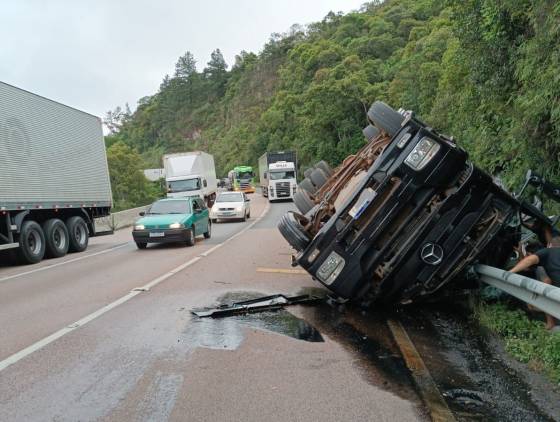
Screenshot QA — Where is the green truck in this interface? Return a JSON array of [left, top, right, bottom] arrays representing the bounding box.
[[228, 166, 256, 193]]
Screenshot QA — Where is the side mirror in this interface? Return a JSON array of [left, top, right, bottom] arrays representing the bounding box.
[[246, 198, 250, 202], [139, 211, 145, 216]]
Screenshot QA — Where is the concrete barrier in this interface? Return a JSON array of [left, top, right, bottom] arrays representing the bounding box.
[[95, 205, 149, 232]]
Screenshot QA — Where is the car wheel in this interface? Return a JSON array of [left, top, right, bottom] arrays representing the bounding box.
[[310, 168, 329, 189], [314, 160, 333, 176], [16, 220, 46, 264], [186, 227, 195, 246], [204, 221, 211, 239], [299, 177, 317, 194], [293, 189, 315, 214], [43, 218, 69, 258], [136, 242, 147, 249], [362, 124, 380, 141], [278, 212, 310, 252], [66, 216, 89, 253], [367, 101, 404, 137], [211, 218, 217, 223]]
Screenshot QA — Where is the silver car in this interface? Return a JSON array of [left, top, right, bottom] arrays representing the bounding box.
[[210, 192, 251, 222]]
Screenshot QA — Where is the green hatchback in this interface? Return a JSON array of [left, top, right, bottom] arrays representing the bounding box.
[[132, 197, 211, 249]]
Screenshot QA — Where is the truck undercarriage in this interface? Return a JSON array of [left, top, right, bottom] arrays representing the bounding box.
[[279, 102, 550, 305]]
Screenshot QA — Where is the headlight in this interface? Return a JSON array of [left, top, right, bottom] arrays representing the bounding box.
[[134, 224, 145, 230], [316, 251, 345, 285], [404, 137, 440, 170], [235, 205, 243, 212], [169, 222, 184, 229]]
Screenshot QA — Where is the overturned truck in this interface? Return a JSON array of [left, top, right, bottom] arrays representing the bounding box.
[[279, 102, 553, 306]]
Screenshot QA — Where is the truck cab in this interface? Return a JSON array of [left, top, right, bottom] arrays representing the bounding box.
[[167, 175, 207, 199], [266, 161, 297, 201], [230, 166, 256, 194]]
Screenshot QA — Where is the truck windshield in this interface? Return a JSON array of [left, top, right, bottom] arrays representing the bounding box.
[[270, 171, 295, 180], [168, 178, 200, 193], [148, 200, 191, 215], [216, 193, 244, 203], [237, 171, 253, 179]]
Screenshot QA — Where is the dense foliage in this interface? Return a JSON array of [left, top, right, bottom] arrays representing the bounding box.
[[105, 0, 560, 208]]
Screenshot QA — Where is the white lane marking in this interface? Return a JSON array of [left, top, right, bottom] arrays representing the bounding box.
[[0, 201, 271, 373], [0, 243, 131, 284]]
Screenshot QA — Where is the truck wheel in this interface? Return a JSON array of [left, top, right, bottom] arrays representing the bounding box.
[[314, 160, 333, 176], [362, 124, 380, 141], [204, 221, 212, 239], [310, 168, 329, 189], [304, 168, 313, 178], [66, 216, 89, 253], [136, 242, 147, 249], [186, 227, 195, 246], [299, 178, 317, 194], [278, 212, 310, 252], [16, 220, 46, 264], [294, 190, 314, 214], [43, 218, 69, 258], [367, 101, 404, 137]]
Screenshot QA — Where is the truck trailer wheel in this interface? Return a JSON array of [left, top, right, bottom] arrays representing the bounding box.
[[278, 212, 310, 252], [310, 168, 329, 189], [362, 124, 380, 141], [294, 190, 315, 214], [299, 178, 317, 194], [43, 218, 69, 258], [314, 160, 333, 176], [367, 101, 404, 137], [17, 220, 46, 264], [66, 216, 89, 253]]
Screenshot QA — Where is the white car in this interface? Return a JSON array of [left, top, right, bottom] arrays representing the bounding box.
[[210, 192, 251, 222]]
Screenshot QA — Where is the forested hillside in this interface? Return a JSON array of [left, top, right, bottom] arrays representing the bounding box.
[[105, 0, 560, 209]]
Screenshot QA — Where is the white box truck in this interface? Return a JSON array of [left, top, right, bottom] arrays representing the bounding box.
[[258, 151, 297, 201], [163, 151, 217, 206], [0, 81, 112, 264]]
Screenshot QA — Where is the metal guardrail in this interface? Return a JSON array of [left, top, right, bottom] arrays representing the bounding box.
[[475, 264, 560, 319]]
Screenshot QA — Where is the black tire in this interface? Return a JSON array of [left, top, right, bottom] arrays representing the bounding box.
[[362, 124, 380, 141], [299, 177, 317, 194], [304, 168, 313, 179], [204, 221, 212, 239], [367, 101, 404, 137], [293, 189, 314, 214], [314, 160, 333, 176], [186, 227, 195, 246], [66, 216, 89, 253], [43, 218, 69, 258], [247, 211, 251, 218], [242, 212, 247, 222], [211, 218, 217, 223], [278, 212, 311, 252], [16, 220, 46, 264], [136, 242, 147, 249], [310, 168, 329, 189]]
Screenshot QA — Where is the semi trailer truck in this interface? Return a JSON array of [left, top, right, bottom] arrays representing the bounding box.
[[258, 151, 297, 201], [0, 81, 112, 264], [163, 151, 217, 206]]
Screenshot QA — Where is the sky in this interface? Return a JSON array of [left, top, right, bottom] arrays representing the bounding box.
[[0, 0, 365, 118]]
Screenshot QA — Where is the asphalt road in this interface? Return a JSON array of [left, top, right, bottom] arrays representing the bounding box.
[[0, 194, 426, 422]]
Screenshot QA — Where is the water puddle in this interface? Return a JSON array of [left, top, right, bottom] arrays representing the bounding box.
[[183, 291, 323, 350]]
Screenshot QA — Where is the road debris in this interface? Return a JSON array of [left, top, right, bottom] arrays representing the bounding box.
[[191, 294, 321, 318]]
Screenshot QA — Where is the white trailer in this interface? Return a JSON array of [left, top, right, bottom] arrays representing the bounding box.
[[163, 151, 217, 206], [0, 81, 112, 264], [258, 151, 297, 201]]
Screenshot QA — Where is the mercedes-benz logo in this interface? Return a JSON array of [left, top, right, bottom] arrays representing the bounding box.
[[420, 243, 444, 265]]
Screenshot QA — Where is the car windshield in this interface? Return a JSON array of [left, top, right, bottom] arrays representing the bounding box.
[[168, 178, 200, 193], [148, 200, 191, 214], [237, 171, 253, 179], [216, 193, 243, 203], [270, 171, 295, 180]]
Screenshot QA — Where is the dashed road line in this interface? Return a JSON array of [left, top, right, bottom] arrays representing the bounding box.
[[0, 242, 131, 284], [0, 202, 270, 373]]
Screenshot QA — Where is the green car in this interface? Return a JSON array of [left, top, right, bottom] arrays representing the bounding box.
[[132, 197, 211, 249]]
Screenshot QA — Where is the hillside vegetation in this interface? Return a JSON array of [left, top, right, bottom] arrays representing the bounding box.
[[105, 0, 560, 209]]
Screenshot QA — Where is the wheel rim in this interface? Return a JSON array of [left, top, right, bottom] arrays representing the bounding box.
[[27, 230, 42, 255], [74, 224, 86, 245], [53, 226, 67, 250]]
